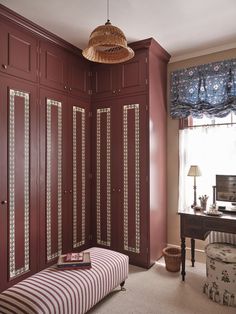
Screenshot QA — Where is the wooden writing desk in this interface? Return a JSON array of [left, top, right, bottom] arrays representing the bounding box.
[[179, 208, 236, 281]]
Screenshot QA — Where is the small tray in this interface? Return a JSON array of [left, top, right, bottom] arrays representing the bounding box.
[[203, 211, 223, 216]]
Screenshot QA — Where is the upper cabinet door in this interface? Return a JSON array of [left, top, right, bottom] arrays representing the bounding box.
[[118, 49, 148, 96], [0, 21, 37, 82], [91, 64, 118, 99], [0, 76, 38, 292], [91, 50, 148, 100], [40, 40, 68, 92], [67, 53, 89, 99]]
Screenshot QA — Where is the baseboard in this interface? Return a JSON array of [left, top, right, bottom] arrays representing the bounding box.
[[166, 243, 206, 264]]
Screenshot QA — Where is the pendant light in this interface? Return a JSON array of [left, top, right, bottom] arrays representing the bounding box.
[[82, 0, 134, 64]]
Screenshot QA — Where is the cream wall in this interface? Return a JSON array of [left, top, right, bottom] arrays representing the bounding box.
[[167, 48, 236, 262]]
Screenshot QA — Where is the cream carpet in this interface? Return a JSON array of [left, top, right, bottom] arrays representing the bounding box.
[[88, 258, 235, 314]]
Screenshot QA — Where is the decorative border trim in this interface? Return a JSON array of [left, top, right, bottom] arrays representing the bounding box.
[[46, 99, 62, 262], [73, 106, 86, 248], [9, 89, 30, 279], [96, 108, 111, 247], [123, 104, 140, 254]]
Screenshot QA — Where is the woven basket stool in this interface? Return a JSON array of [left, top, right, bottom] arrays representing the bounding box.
[[203, 243, 236, 307]]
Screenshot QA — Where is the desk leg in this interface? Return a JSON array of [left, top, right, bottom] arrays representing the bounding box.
[[191, 238, 195, 267], [181, 237, 186, 281]]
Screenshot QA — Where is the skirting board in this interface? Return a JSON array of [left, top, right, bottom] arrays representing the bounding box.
[[166, 243, 206, 264]]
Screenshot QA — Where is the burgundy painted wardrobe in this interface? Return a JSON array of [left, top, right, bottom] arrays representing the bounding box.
[[0, 4, 170, 292]]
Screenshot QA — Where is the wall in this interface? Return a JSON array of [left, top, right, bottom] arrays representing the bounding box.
[[167, 48, 236, 262]]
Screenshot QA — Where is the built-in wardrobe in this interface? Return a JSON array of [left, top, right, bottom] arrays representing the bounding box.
[[0, 3, 170, 292]]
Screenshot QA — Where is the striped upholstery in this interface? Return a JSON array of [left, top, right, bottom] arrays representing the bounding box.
[[0, 247, 129, 314], [209, 231, 236, 245]]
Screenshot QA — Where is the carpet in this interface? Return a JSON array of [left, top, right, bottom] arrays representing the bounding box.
[[88, 258, 235, 314]]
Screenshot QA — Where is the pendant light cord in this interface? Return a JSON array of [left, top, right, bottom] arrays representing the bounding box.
[[106, 0, 110, 24]]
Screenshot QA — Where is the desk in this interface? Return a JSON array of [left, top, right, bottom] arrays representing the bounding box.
[[179, 209, 236, 281]]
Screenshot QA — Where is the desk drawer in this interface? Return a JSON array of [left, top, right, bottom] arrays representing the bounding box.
[[181, 216, 204, 238]]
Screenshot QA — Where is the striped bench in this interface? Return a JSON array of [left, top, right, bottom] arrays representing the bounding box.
[[0, 247, 129, 314]]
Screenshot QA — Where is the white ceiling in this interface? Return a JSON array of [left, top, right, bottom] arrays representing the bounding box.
[[1, 0, 236, 62]]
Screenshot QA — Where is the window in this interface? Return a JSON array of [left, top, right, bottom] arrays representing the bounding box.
[[189, 112, 236, 126], [178, 113, 236, 211]]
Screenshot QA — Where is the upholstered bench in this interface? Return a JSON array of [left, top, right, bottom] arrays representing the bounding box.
[[203, 242, 236, 307], [0, 247, 129, 314]]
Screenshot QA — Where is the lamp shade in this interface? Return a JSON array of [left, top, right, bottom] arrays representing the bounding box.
[[82, 20, 134, 64], [187, 165, 201, 177]]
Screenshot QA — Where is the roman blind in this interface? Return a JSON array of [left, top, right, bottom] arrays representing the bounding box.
[[170, 58, 236, 119]]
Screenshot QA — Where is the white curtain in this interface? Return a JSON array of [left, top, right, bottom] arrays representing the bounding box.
[[178, 124, 236, 211]]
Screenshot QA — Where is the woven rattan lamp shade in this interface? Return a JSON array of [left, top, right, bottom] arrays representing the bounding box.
[[82, 20, 134, 64]]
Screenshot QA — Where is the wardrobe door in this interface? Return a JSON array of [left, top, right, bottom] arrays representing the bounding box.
[[117, 95, 149, 267], [0, 76, 38, 292], [39, 88, 67, 269], [64, 97, 91, 252], [92, 102, 119, 250]]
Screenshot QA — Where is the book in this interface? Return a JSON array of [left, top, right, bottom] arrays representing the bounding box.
[[56, 265, 91, 271], [57, 252, 91, 269], [64, 252, 83, 262]]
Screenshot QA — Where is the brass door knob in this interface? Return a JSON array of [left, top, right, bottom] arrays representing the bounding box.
[[1, 200, 7, 204], [2, 64, 7, 69]]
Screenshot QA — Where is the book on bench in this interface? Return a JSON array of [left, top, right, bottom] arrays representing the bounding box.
[[65, 252, 83, 262], [57, 252, 91, 269]]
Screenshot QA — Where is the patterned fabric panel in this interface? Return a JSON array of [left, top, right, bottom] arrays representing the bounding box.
[[170, 58, 236, 118], [0, 248, 129, 314]]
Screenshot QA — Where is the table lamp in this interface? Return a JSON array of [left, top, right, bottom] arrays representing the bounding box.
[[187, 165, 201, 208]]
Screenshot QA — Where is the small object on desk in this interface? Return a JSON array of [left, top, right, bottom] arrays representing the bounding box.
[[193, 205, 202, 211], [203, 210, 223, 216], [218, 206, 226, 210], [199, 195, 209, 211]]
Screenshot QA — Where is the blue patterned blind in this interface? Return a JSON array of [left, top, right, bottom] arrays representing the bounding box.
[[170, 59, 236, 118]]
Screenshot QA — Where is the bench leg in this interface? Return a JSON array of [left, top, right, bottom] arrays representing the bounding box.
[[120, 281, 126, 291]]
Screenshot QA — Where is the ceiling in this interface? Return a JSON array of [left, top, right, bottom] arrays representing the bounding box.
[[1, 0, 236, 62]]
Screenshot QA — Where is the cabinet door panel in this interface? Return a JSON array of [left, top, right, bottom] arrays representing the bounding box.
[[0, 21, 37, 82], [118, 96, 148, 267], [119, 50, 147, 96], [92, 104, 114, 248], [68, 54, 89, 99], [91, 64, 115, 98], [66, 97, 90, 252], [39, 89, 66, 269], [0, 76, 38, 292], [92, 96, 148, 266], [91, 50, 147, 99], [40, 41, 67, 92]]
